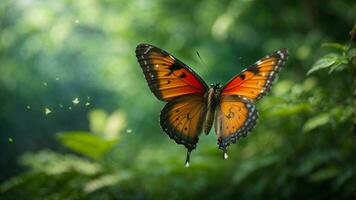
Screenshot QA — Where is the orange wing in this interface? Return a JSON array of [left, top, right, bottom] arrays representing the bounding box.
[[160, 94, 207, 151], [221, 49, 288, 100], [136, 44, 208, 101], [215, 95, 258, 151]]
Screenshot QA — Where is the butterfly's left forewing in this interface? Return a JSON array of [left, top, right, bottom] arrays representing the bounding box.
[[136, 44, 208, 102]]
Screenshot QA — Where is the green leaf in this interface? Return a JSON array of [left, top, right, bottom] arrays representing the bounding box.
[[89, 110, 108, 135], [321, 43, 348, 51], [309, 167, 340, 182], [328, 55, 349, 74], [302, 113, 330, 132], [307, 53, 338, 75], [56, 131, 118, 160]]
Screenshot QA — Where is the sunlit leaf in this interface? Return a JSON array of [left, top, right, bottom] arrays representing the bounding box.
[[89, 110, 108, 134], [307, 53, 338, 75], [321, 43, 348, 51], [56, 131, 118, 160], [302, 113, 330, 132], [104, 111, 126, 139]]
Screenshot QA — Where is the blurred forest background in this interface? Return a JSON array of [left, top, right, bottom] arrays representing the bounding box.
[[0, 0, 355, 199]]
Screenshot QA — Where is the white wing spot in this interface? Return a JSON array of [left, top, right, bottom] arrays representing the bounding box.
[[144, 46, 153, 54], [278, 51, 284, 59]]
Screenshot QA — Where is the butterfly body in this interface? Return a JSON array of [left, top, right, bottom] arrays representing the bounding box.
[[135, 43, 288, 165], [203, 83, 222, 135]]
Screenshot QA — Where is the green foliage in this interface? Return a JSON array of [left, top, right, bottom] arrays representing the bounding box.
[[56, 109, 124, 160], [1, 0, 355, 199], [307, 43, 352, 75], [57, 131, 118, 160]]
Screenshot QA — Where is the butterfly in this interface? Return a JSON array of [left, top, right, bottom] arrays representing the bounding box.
[[135, 43, 288, 166]]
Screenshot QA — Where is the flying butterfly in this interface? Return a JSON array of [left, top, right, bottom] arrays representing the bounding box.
[[135, 43, 288, 166]]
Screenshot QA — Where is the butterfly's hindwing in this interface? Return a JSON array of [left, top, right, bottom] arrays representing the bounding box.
[[160, 94, 207, 151], [215, 95, 258, 149]]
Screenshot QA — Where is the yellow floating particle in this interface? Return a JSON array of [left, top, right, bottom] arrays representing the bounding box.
[[72, 97, 80, 104], [45, 107, 52, 115]]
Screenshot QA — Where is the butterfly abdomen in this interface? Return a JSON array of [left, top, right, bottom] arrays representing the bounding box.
[[203, 87, 220, 134]]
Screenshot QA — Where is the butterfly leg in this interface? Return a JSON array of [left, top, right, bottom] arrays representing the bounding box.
[[223, 147, 228, 159], [185, 150, 192, 167]]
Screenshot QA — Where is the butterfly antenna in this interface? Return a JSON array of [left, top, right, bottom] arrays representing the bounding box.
[[185, 150, 192, 167], [196, 51, 206, 67]]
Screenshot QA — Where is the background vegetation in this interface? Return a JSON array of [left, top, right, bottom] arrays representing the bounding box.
[[0, 0, 355, 199]]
